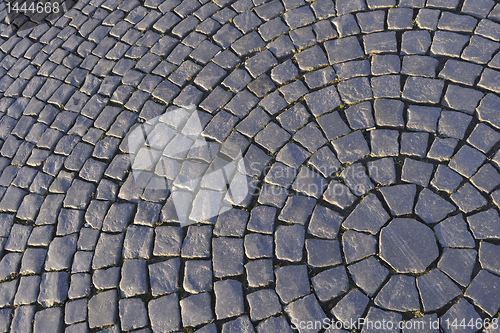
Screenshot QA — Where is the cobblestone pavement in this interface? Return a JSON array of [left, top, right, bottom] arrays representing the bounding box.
[[0, 0, 499, 332]]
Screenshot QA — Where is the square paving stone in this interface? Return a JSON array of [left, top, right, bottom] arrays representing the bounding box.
[[338, 77, 373, 104], [307, 205, 342, 239], [400, 132, 429, 157], [440, 298, 481, 333], [478, 68, 500, 94], [244, 233, 273, 259], [477, 93, 500, 130], [283, 6, 316, 29], [430, 31, 469, 57], [371, 54, 400, 75], [401, 158, 434, 187], [380, 184, 417, 216], [292, 167, 327, 198], [267, 35, 296, 58], [183, 260, 212, 294], [284, 296, 328, 333], [330, 13, 359, 37], [449, 145, 486, 178], [275, 265, 310, 304], [427, 138, 457, 162], [368, 158, 396, 185], [345, 101, 374, 130], [181, 225, 211, 259], [214, 208, 249, 237], [371, 75, 401, 98], [290, 26, 316, 50], [275, 224, 305, 262], [259, 91, 287, 115], [357, 10, 385, 33], [467, 123, 500, 153], [247, 289, 282, 322], [417, 269, 462, 312], [374, 275, 420, 312], [212, 237, 244, 277], [401, 55, 439, 77], [340, 163, 374, 196], [247, 75, 275, 98], [430, 164, 463, 193], [304, 66, 336, 89], [402, 76, 444, 104], [335, 0, 366, 15], [401, 30, 431, 55], [148, 294, 180, 332], [451, 183, 487, 213], [313, 20, 337, 42], [294, 45, 328, 72], [277, 104, 309, 133], [180, 293, 213, 327], [370, 130, 399, 157], [148, 258, 180, 296], [306, 238, 342, 267], [214, 279, 244, 320], [364, 31, 397, 54], [374, 99, 404, 128], [324, 36, 364, 64], [308, 146, 340, 178], [471, 164, 500, 193], [332, 131, 370, 164], [244, 206, 276, 235], [406, 106, 441, 132], [342, 230, 377, 263], [317, 111, 350, 141], [439, 59, 483, 86], [312, 265, 349, 302], [438, 110, 473, 139], [306, 84, 342, 115], [257, 316, 293, 333], [462, 35, 500, 64], [270, 60, 298, 85], [245, 259, 274, 288]]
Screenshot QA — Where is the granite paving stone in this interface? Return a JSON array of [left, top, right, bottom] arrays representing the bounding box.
[[0, 0, 499, 331]]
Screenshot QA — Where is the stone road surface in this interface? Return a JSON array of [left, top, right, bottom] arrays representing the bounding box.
[[0, 0, 499, 332]]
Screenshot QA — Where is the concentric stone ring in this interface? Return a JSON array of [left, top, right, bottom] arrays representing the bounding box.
[[0, 0, 499, 332]]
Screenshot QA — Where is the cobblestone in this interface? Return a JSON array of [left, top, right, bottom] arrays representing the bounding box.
[[0, 1, 497, 330]]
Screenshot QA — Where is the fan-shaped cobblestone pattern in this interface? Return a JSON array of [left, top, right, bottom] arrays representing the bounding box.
[[0, 0, 499, 332]]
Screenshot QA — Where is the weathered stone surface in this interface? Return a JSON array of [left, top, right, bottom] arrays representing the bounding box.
[[465, 270, 500, 316], [417, 269, 461, 311], [375, 275, 420, 311], [214, 279, 244, 320], [379, 218, 439, 273], [285, 294, 326, 333], [343, 194, 390, 234], [348, 256, 389, 297], [148, 294, 180, 332], [332, 289, 369, 323], [312, 266, 349, 302]]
